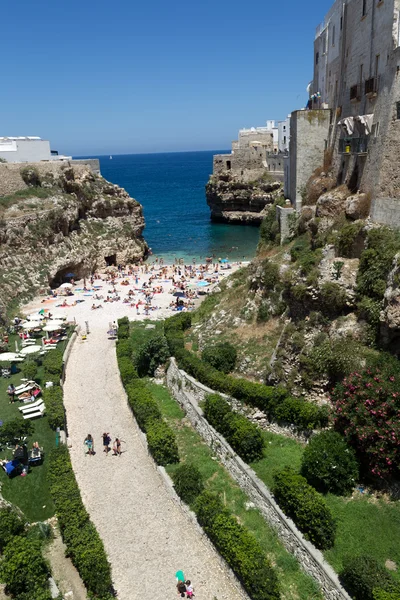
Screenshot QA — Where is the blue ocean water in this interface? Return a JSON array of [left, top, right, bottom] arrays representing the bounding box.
[[81, 151, 260, 263]]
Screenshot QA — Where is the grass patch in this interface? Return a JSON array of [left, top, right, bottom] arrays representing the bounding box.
[[251, 431, 304, 489], [0, 187, 55, 213], [147, 381, 322, 600]]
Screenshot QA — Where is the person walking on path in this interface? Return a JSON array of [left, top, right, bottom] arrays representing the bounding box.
[[102, 432, 111, 455], [113, 437, 123, 456], [84, 434, 94, 456]]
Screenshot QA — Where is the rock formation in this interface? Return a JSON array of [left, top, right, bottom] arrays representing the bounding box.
[[205, 172, 283, 225], [0, 162, 147, 322]]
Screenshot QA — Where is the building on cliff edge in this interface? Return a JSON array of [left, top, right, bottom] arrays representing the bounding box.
[[0, 137, 100, 174], [286, 0, 400, 222], [213, 121, 289, 182]]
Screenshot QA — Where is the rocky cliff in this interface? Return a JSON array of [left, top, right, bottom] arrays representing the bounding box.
[[0, 162, 147, 321], [205, 172, 283, 225]]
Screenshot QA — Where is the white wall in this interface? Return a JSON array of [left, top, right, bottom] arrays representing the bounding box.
[[0, 139, 51, 163]]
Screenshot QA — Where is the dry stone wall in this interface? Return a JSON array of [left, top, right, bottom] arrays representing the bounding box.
[[166, 358, 351, 600]]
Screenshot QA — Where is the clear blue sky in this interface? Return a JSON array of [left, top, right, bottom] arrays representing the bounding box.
[[4, 0, 333, 155]]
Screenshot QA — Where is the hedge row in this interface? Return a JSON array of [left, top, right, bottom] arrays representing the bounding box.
[[204, 394, 264, 462], [273, 467, 336, 550], [194, 491, 280, 600], [117, 316, 129, 339], [42, 386, 64, 430], [116, 321, 179, 466], [42, 348, 63, 385], [164, 314, 329, 430], [48, 446, 114, 599]]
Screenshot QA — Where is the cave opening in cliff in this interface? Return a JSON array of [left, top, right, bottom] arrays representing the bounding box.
[[49, 264, 85, 288], [226, 160, 231, 170], [105, 254, 117, 266]]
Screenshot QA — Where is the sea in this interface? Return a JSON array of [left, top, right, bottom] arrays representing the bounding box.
[[77, 151, 260, 264]]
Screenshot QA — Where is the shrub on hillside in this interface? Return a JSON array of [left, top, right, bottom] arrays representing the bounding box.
[[48, 446, 113, 599], [332, 369, 400, 479], [259, 205, 280, 247], [274, 396, 330, 430], [204, 394, 232, 436], [172, 463, 204, 505], [336, 221, 365, 258], [202, 342, 237, 374], [194, 491, 280, 600], [357, 228, 400, 300], [273, 467, 336, 549], [135, 335, 170, 376], [0, 536, 51, 599], [319, 282, 348, 315], [43, 386, 64, 430], [126, 382, 161, 431], [118, 356, 138, 386], [301, 430, 359, 495], [0, 507, 26, 552], [373, 588, 400, 600], [146, 420, 179, 465], [262, 259, 280, 289], [301, 338, 362, 384], [340, 556, 395, 600]]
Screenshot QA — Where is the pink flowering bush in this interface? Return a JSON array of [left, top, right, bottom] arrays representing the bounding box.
[[332, 370, 400, 479]]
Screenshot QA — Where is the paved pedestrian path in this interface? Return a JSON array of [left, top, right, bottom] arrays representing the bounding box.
[[63, 325, 247, 600]]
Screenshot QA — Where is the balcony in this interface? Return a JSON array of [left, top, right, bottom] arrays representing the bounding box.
[[350, 84, 361, 102], [339, 136, 369, 155], [365, 76, 380, 98]]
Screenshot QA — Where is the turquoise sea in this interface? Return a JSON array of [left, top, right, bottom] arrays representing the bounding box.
[[80, 151, 260, 263]]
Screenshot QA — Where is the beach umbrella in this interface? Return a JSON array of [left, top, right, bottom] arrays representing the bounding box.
[[220, 259, 229, 263], [60, 282, 73, 289], [43, 323, 63, 332], [50, 312, 66, 320], [173, 291, 186, 298], [0, 352, 21, 362], [19, 345, 42, 355], [21, 322, 38, 330], [196, 281, 209, 287]]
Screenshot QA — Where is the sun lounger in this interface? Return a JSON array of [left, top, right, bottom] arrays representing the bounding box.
[[23, 405, 45, 419], [18, 398, 44, 412], [19, 387, 41, 402], [20, 402, 44, 415], [15, 380, 36, 394]]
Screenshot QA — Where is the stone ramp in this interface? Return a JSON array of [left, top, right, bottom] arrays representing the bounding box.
[[63, 327, 247, 600]]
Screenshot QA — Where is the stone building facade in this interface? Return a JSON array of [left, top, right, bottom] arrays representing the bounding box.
[[307, 0, 400, 222]]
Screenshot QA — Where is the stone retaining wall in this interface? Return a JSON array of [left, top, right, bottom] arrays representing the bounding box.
[[166, 358, 351, 600]]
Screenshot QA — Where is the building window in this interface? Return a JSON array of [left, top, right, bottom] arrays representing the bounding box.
[[397, 101, 400, 119], [316, 52, 319, 65], [284, 136, 286, 144], [362, 0, 367, 16], [340, 15, 343, 29], [332, 25, 336, 46], [375, 54, 380, 79]]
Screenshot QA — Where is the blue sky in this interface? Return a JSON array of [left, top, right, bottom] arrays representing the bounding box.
[[4, 0, 333, 155]]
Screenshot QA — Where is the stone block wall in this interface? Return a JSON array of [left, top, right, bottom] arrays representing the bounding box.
[[166, 358, 351, 600], [289, 109, 332, 210]]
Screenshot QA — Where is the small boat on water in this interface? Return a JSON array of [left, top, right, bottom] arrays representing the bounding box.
[[109, 155, 112, 160]]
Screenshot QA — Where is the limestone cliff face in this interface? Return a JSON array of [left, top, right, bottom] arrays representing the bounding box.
[[205, 172, 283, 225], [0, 163, 147, 320]]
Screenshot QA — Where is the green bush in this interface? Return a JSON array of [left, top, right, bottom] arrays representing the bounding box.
[[117, 316, 129, 327], [262, 259, 280, 288], [135, 335, 170, 376], [43, 386, 64, 430], [116, 339, 132, 359], [118, 356, 138, 385], [302, 338, 362, 383], [0, 507, 26, 552], [146, 420, 180, 466], [126, 381, 161, 431], [258, 204, 281, 247], [336, 221, 364, 257], [273, 467, 336, 550], [172, 463, 204, 505], [48, 446, 113, 599], [373, 588, 400, 600], [274, 396, 330, 430], [202, 342, 237, 374], [21, 360, 38, 381], [301, 430, 359, 495], [0, 536, 51, 599], [357, 228, 400, 301], [42, 349, 63, 376], [340, 556, 395, 600], [204, 394, 264, 462], [117, 325, 129, 339], [319, 282, 348, 315], [194, 491, 280, 600], [0, 418, 33, 445]]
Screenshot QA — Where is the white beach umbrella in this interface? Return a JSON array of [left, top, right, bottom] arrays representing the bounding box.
[[27, 314, 43, 322], [43, 323, 63, 332], [0, 352, 21, 362], [19, 345, 42, 355], [21, 321, 40, 329], [49, 312, 66, 320]]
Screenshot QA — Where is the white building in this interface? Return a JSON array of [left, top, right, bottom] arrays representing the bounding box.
[[0, 137, 72, 163], [278, 116, 290, 153]]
